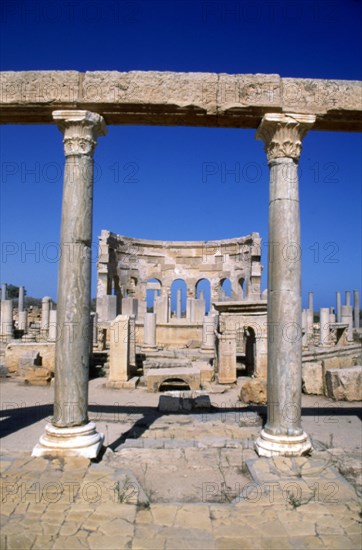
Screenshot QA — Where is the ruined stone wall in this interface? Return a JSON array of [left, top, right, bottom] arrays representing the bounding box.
[[97, 230, 262, 322]]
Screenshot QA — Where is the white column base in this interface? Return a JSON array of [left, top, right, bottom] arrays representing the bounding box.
[[32, 421, 104, 459], [255, 429, 312, 457]]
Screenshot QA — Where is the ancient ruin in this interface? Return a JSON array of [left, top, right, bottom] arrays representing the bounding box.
[[0, 71, 361, 460]]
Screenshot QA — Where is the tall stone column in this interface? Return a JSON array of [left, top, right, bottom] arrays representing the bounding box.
[[336, 291, 342, 323], [345, 290, 351, 306], [255, 113, 315, 457], [176, 289, 182, 319], [1, 300, 13, 338], [319, 308, 330, 346], [41, 296, 51, 332], [308, 292, 314, 316], [33, 111, 106, 458], [353, 290, 360, 328], [1, 283, 7, 301], [18, 286, 25, 312]]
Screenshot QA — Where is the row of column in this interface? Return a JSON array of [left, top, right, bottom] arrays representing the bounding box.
[[32, 109, 357, 459], [308, 289, 359, 327]]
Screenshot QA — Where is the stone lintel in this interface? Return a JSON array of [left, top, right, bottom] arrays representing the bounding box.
[[0, 71, 361, 131]]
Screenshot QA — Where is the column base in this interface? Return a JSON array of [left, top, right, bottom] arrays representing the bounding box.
[[255, 429, 312, 457], [32, 421, 104, 459]]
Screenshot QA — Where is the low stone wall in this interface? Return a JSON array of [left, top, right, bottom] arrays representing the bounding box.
[[135, 322, 203, 348], [5, 342, 55, 374]]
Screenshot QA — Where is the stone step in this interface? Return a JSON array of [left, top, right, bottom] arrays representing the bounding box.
[[146, 366, 201, 392], [118, 437, 244, 449]]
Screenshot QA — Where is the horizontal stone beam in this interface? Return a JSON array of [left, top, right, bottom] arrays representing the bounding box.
[[0, 71, 361, 131]]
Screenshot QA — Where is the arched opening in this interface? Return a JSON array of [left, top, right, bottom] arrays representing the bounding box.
[[220, 278, 232, 300], [195, 278, 211, 313], [170, 279, 187, 318], [159, 378, 191, 391], [238, 277, 245, 299], [236, 326, 256, 376], [146, 278, 161, 313]]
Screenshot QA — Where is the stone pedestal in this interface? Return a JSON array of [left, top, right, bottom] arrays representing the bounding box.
[[33, 110, 106, 459], [218, 332, 236, 384], [97, 295, 117, 323], [154, 295, 168, 323], [255, 113, 315, 457], [341, 305, 353, 341], [1, 300, 13, 338], [108, 315, 130, 385], [201, 314, 216, 351], [122, 297, 138, 318]]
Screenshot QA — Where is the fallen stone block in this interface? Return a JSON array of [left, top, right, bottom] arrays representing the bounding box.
[[302, 361, 324, 395], [239, 378, 267, 404], [24, 366, 52, 386], [325, 366, 362, 401]]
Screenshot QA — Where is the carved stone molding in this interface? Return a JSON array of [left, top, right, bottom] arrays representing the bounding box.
[[256, 113, 316, 162], [52, 110, 107, 157]]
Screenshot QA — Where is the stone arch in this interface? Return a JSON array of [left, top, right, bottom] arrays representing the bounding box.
[[238, 277, 245, 299], [146, 278, 162, 312], [220, 278, 232, 300], [195, 278, 211, 313], [170, 279, 187, 318]]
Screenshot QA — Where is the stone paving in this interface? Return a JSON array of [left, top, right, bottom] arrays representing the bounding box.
[[1, 380, 361, 549]]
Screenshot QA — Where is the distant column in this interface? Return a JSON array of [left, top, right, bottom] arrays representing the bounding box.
[[345, 290, 351, 306], [18, 286, 25, 312], [308, 292, 314, 315], [1, 300, 13, 338], [18, 311, 28, 332], [336, 291, 342, 323], [1, 284, 7, 301], [353, 290, 360, 329], [319, 308, 330, 346], [41, 297, 51, 331], [176, 289, 182, 319], [48, 310, 57, 342]]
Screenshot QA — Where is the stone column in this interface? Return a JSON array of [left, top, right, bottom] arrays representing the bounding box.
[[345, 290, 351, 306], [18, 286, 25, 312], [353, 290, 360, 328], [336, 292, 342, 323], [176, 289, 182, 319], [33, 110, 106, 459], [41, 296, 51, 331], [319, 308, 330, 346], [201, 314, 217, 351], [255, 113, 315, 457], [18, 310, 28, 332], [143, 312, 157, 349], [1, 300, 13, 338], [1, 283, 7, 301], [341, 305, 353, 341], [48, 310, 58, 342], [308, 292, 314, 316]]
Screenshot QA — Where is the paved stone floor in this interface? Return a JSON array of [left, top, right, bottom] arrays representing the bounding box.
[[1, 378, 361, 549]]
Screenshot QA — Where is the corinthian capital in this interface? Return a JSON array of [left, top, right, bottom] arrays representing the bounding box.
[[256, 113, 316, 163], [53, 110, 107, 157]]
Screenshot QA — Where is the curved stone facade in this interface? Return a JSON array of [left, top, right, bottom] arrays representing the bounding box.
[[96, 230, 262, 323]]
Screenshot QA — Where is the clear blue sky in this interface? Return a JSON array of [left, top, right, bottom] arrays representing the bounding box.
[[0, 0, 361, 311]]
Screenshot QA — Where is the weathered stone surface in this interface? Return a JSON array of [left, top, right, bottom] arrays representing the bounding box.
[[5, 342, 55, 374], [24, 366, 52, 385], [239, 378, 267, 404], [302, 362, 324, 395], [1, 71, 361, 131], [325, 366, 362, 401]]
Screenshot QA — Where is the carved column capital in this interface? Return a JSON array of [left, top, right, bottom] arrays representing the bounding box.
[[52, 110, 107, 157], [256, 113, 316, 163]]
